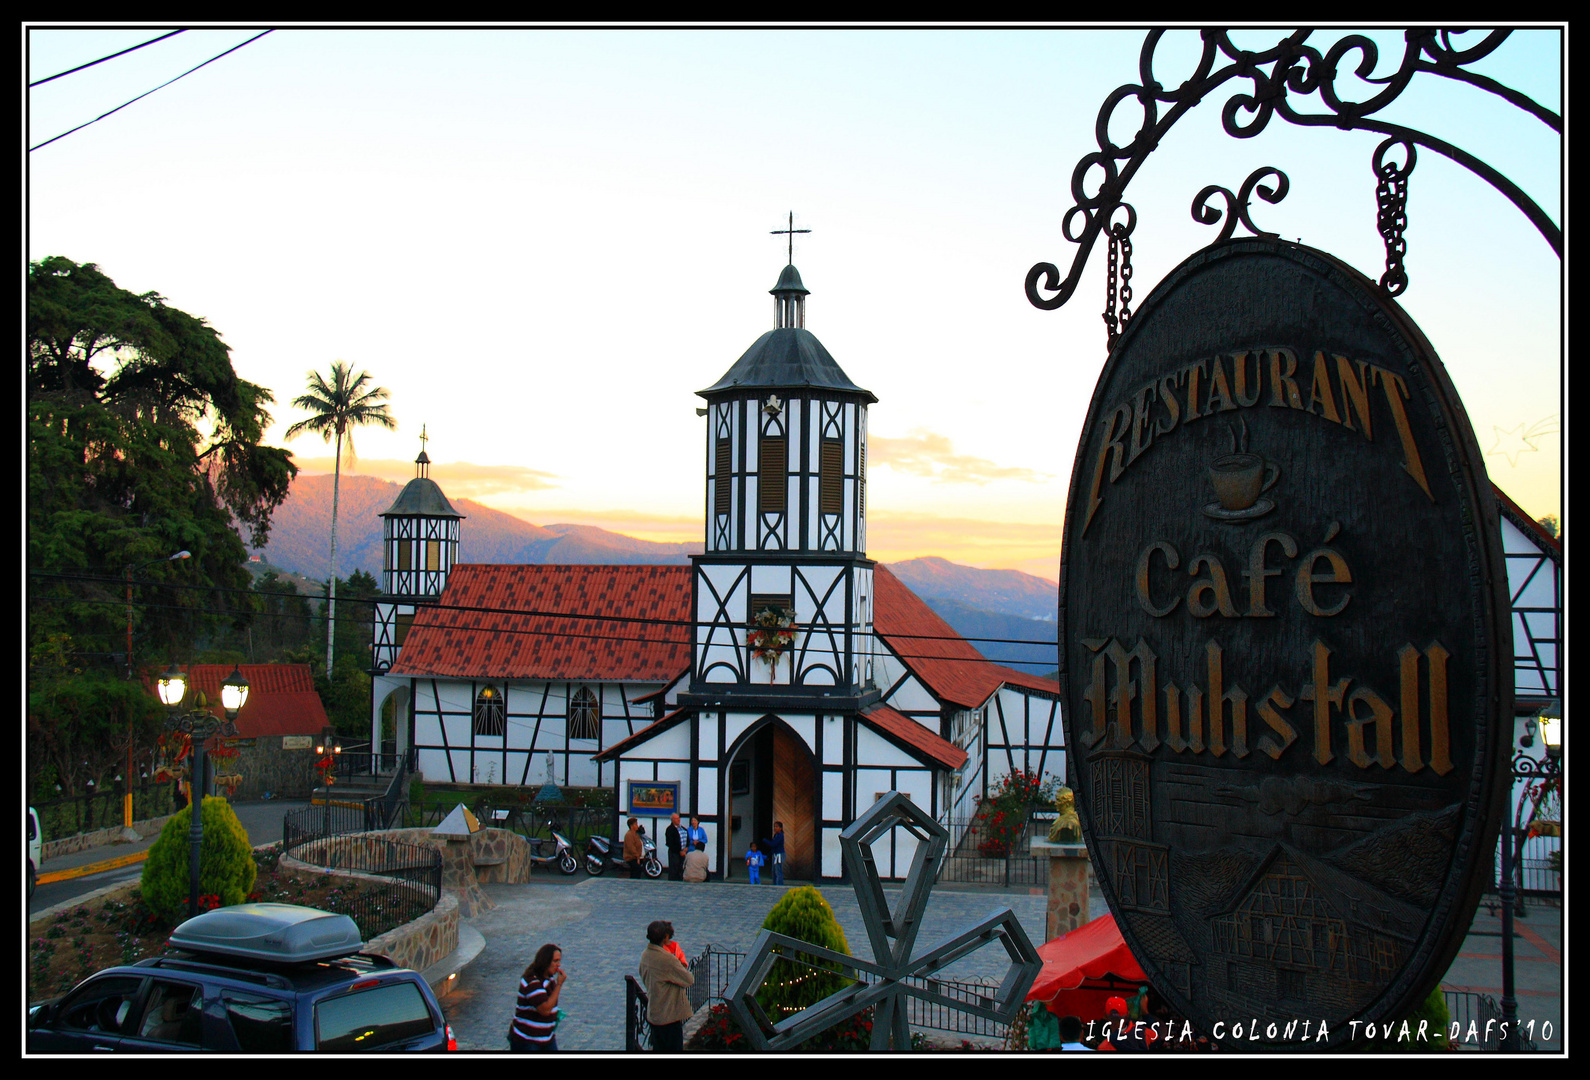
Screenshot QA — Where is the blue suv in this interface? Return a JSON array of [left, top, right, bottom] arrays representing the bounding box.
[[28, 904, 456, 1053]]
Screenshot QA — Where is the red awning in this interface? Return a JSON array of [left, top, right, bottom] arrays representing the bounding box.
[[1026, 913, 1146, 1002]]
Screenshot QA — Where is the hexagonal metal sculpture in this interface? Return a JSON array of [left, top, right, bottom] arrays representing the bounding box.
[[725, 791, 1043, 1051]]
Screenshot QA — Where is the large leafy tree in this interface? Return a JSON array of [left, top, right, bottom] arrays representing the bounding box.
[[284, 362, 396, 674], [27, 256, 296, 795]]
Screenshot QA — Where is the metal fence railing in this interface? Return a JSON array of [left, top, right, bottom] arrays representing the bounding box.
[[1442, 990, 1539, 1051], [937, 813, 1046, 887], [31, 781, 179, 843], [279, 831, 443, 940], [626, 975, 653, 1051], [687, 944, 746, 1012], [402, 801, 610, 850], [667, 945, 1011, 1041]]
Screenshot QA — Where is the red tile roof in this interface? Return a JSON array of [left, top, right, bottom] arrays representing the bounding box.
[[859, 704, 967, 770], [140, 664, 328, 738], [1494, 482, 1562, 557], [873, 565, 1059, 709], [390, 564, 693, 682]]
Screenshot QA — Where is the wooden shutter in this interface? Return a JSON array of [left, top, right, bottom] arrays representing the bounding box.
[[859, 444, 866, 516], [715, 438, 732, 516], [758, 436, 787, 514], [820, 439, 844, 514]]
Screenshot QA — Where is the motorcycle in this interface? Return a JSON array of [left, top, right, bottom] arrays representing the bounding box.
[[585, 830, 663, 878], [527, 822, 580, 875]]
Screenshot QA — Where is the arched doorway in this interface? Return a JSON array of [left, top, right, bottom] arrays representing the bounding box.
[[724, 719, 816, 881]]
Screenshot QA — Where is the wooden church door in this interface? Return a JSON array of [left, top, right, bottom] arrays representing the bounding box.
[[770, 725, 816, 880]]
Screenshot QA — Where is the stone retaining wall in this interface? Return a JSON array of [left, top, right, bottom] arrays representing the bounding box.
[[42, 814, 175, 861]]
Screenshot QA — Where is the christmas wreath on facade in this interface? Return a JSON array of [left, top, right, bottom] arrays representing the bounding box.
[[747, 606, 799, 676]]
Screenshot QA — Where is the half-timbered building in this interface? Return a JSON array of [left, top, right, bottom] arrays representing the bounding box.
[[369, 262, 1067, 881]]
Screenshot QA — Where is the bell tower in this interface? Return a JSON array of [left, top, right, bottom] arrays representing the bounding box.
[[371, 430, 464, 673], [683, 261, 879, 709]]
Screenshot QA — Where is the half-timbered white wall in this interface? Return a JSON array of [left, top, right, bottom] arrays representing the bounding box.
[[985, 686, 1065, 791], [706, 396, 868, 555], [693, 562, 873, 688], [1501, 513, 1560, 705], [382, 515, 459, 599], [407, 677, 664, 788]]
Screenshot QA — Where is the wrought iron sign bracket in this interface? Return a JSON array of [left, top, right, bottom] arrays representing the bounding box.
[[1027, 29, 1561, 330]]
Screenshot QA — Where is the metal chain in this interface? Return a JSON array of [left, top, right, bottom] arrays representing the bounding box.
[[1102, 224, 1134, 351], [1103, 227, 1120, 349], [1375, 140, 1416, 296], [1118, 229, 1134, 328]]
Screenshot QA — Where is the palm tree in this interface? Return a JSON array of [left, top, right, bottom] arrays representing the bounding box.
[[284, 362, 396, 675]]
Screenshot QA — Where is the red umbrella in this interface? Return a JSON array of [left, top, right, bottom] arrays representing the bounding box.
[[1026, 913, 1146, 1005]]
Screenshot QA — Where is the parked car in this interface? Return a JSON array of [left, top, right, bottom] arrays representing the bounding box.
[[27, 806, 41, 900], [27, 903, 456, 1052]]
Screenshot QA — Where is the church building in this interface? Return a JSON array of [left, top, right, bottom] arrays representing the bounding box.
[[369, 262, 1065, 881]]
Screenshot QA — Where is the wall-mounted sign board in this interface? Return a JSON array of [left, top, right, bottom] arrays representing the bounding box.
[[1061, 238, 1511, 1048]]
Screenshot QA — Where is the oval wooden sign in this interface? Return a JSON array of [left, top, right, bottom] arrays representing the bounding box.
[[1060, 239, 1511, 1048]]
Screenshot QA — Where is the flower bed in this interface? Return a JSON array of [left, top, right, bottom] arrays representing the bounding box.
[[28, 849, 408, 1002]]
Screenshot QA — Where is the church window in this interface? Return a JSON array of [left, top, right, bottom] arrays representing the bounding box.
[[750, 593, 793, 619], [397, 543, 412, 572], [715, 438, 732, 516], [425, 539, 441, 570], [758, 436, 787, 514], [819, 439, 844, 514], [568, 686, 600, 740], [473, 686, 505, 737], [394, 612, 414, 646]]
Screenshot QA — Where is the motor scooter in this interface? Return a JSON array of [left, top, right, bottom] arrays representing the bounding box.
[[585, 830, 663, 877], [526, 822, 579, 875]]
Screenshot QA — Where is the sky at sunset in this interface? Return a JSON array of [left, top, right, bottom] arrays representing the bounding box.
[[27, 26, 1564, 581]]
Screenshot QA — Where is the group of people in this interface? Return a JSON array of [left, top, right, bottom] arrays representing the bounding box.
[[508, 921, 696, 1053], [641, 812, 785, 884]]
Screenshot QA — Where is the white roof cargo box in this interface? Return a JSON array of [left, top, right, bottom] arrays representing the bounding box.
[[168, 903, 363, 963]]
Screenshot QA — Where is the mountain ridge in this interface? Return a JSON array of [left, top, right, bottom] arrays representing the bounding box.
[[253, 473, 1059, 672]]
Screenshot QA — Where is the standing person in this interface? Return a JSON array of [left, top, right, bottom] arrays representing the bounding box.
[[638, 921, 695, 1052], [684, 840, 710, 882], [746, 841, 764, 884], [1058, 1015, 1094, 1051], [665, 812, 687, 882], [687, 815, 708, 852], [767, 821, 786, 885], [623, 817, 645, 878], [508, 943, 566, 1052]]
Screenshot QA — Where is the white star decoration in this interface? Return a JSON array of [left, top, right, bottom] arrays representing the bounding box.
[[1488, 416, 1560, 468], [1489, 423, 1539, 467]]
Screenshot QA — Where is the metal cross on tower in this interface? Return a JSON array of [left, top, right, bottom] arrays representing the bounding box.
[[724, 792, 1042, 1051], [771, 211, 811, 264]]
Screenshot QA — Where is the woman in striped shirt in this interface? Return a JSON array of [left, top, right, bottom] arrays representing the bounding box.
[[509, 943, 565, 1051]]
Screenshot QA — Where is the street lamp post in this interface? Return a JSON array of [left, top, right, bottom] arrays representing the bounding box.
[[158, 664, 248, 918], [316, 727, 343, 836], [1497, 704, 1562, 1053], [124, 551, 189, 833]]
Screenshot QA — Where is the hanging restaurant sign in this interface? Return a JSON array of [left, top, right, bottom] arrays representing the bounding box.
[[1060, 237, 1511, 1048]]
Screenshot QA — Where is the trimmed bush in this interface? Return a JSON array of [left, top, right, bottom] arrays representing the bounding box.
[[139, 796, 257, 924], [756, 886, 855, 1022]]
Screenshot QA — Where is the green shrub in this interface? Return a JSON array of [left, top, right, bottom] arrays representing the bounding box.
[[756, 887, 856, 1023], [139, 796, 257, 924]]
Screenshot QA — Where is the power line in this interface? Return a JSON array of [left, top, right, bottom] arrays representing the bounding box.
[[29, 29, 273, 152], [28, 29, 186, 87], [30, 569, 1060, 653]]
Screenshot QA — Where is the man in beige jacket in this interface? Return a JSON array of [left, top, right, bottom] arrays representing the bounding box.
[[639, 920, 695, 1052]]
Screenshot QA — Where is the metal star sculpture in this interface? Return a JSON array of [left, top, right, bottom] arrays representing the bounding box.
[[725, 792, 1042, 1051]]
